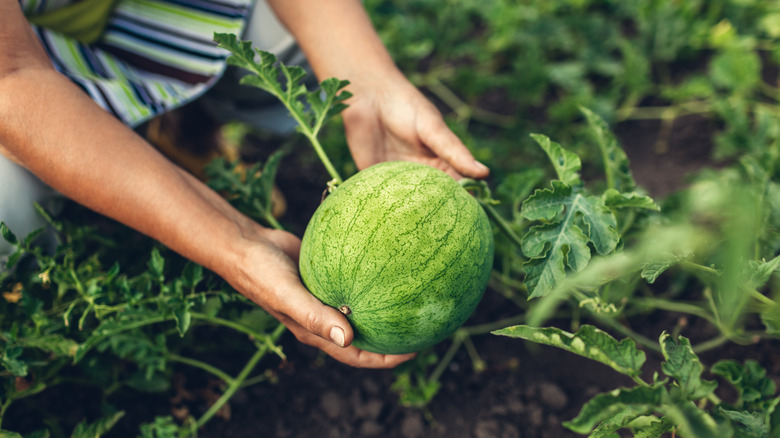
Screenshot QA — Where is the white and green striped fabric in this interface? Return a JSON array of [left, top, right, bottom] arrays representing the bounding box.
[[20, 0, 253, 127]]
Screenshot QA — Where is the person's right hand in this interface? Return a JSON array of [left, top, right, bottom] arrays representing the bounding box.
[[226, 226, 417, 368]]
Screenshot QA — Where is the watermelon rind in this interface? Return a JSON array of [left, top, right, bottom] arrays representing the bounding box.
[[299, 161, 494, 355]]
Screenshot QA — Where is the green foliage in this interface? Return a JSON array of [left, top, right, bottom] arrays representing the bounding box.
[[213, 32, 351, 183], [493, 324, 646, 377], [498, 327, 779, 437], [205, 149, 286, 229], [403, 91, 779, 438], [366, 0, 780, 169], [0, 160, 287, 435]]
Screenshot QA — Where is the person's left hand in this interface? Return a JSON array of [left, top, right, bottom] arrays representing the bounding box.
[[340, 73, 490, 180]]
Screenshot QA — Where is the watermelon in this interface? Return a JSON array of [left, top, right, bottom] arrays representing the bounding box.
[[299, 161, 494, 354]]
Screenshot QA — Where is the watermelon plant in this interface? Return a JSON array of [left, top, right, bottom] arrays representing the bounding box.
[[495, 325, 780, 437]]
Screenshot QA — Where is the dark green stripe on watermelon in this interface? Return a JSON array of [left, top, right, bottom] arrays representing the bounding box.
[[299, 161, 494, 355]]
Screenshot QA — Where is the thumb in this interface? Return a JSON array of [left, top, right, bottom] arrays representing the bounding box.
[[277, 286, 355, 348]]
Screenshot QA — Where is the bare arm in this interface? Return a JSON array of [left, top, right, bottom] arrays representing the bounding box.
[[0, 0, 413, 368]]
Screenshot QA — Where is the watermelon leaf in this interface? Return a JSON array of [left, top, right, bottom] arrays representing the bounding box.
[[659, 333, 717, 401], [580, 106, 636, 192], [658, 399, 726, 438], [214, 32, 350, 136], [603, 189, 660, 212], [640, 249, 693, 284], [632, 417, 676, 438], [711, 359, 777, 408], [0, 222, 17, 245], [562, 384, 665, 434], [717, 408, 769, 438], [70, 411, 125, 438], [530, 133, 582, 187], [520, 181, 619, 298], [492, 325, 645, 377]]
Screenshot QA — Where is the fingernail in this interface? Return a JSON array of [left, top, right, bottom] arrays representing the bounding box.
[[474, 160, 489, 172], [329, 326, 346, 347]]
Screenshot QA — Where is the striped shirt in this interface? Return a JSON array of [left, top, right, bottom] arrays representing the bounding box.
[[20, 0, 253, 127]]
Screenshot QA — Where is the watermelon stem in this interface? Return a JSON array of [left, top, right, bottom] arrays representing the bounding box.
[[339, 305, 352, 316], [460, 179, 524, 249], [480, 201, 524, 249]]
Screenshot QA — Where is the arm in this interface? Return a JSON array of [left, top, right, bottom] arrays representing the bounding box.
[[266, 0, 490, 179], [0, 0, 413, 368]]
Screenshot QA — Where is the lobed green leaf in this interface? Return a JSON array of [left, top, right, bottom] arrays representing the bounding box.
[[602, 189, 660, 212], [0, 345, 28, 377], [747, 255, 780, 291], [632, 417, 675, 438], [718, 408, 768, 438], [530, 133, 582, 187], [19, 334, 78, 359], [520, 181, 619, 298], [711, 360, 777, 408], [70, 411, 125, 438], [562, 384, 665, 434], [581, 106, 636, 193], [659, 399, 729, 438], [660, 333, 717, 401], [640, 249, 693, 284], [492, 324, 645, 377], [147, 248, 165, 282], [0, 222, 18, 245]]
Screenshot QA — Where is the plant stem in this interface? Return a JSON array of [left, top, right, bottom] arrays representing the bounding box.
[[189, 313, 266, 342], [679, 261, 719, 278], [594, 316, 663, 354], [462, 335, 486, 373], [631, 297, 717, 325], [168, 354, 234, 385], [691, 335, 730, 354], [239, 372, 271, 389], [263, 211, 283, 231], [480, 201, 524, 250], [300, 132, 343, 184], [750, 289, 776, 307], [414, 72, 517, 128], [0, 396, 11, 428], [426, 313, 527, 385], [195, 323, 285, 429], [237, 58, 343, 184], [461, 314, 527, 336], [615, 101, 712, 122], [428, 332, 465, 384]]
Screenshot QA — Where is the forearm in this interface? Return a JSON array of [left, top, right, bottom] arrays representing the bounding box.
[[266, 0, 403, 84], [0, 67, 256, 277]]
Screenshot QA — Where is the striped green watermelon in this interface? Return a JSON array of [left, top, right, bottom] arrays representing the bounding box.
[[299, 161, 494, 355]]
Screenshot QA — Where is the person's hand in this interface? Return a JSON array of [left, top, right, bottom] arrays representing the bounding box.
[[226, 226, 417, 368], [341, 73, 490, 180]]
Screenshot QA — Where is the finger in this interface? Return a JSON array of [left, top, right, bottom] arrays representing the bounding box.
[[417, 111, 490, 179], [271, 283, 355, 349], [285, 320, 417, 368]]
